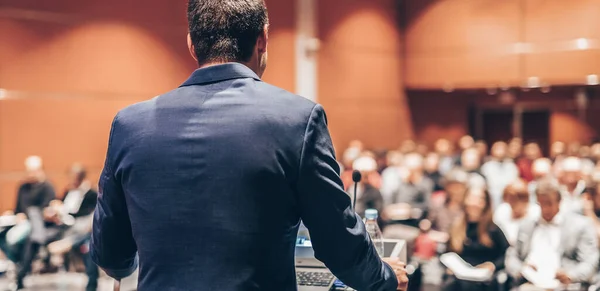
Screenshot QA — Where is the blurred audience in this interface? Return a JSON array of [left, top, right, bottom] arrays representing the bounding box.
[[481, 142, 519, 208], [349, 156, 384, 217], [558, 156, 586, 215], [336, 136, 600, 291], [427, 169, 469, 238], [0, 156, 56, 290], [424, 153, 443, 192], [46, 163, 99, 291], [435, 139, 456, 175], [517, 143, 542, 182], [528, 157, 553, 201], [506, 179, 598, 289], [381, 151, 406, 205], [493, 179, 540, 245], [386, 153, 433, 220], [7, 134, 600, 290], [583, 183, 600, 243], [443, 188, 509, 291]]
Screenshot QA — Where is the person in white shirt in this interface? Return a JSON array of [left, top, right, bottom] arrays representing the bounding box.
[[505, 179, 598, 289], [557, 156, 587, 215], [380, 151, 407, 205], [493, 179, 540, 245], [481, 142, 520, 209], [527, 158, 553, 203]]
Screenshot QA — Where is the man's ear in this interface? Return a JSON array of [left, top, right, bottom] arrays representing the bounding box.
[[256, 24, 269, 54], [187, 33, 198, 62]]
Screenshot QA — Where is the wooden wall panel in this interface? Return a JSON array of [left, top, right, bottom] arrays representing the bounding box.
[[405, 0, 600, 88], [0, 0, 297, 211], [262, 0, 296, 92], [404, 0, 521, 89], [318, 0, 412, 149], [522, 0, 600, 84]]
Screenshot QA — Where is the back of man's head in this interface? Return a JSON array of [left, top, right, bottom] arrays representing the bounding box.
[[187, 0, 269, 65]]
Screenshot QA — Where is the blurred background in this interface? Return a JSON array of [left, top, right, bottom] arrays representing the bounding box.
[[2, 0, 600, 211], [3, 0, 600, 290]]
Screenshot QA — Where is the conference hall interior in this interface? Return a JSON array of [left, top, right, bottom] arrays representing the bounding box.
[[2, 0, 600, 290]]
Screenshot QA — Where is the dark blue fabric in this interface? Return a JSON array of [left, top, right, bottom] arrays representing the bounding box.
[[91, 63, 398, 291]]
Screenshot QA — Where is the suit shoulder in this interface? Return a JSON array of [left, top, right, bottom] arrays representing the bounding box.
[[255, 82, 317, 112], [114, 95, 160, 124]]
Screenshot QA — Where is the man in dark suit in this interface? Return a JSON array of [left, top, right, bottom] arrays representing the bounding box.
[[90, 1, 408, 291]]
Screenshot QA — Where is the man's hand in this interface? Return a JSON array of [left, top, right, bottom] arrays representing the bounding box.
[[15, 213, 27, 223], [2, 210, 14, 217], [382, 257, 409, 291], [555, 270, 571, 285]]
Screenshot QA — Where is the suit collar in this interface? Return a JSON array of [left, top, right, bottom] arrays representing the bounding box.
[[180, 63, 261, 87]]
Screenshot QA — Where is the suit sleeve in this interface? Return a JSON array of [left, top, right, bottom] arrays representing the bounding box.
[[566, 218, 599, 282], [90, 114, 138, 280], [296, 105, 398, 291]]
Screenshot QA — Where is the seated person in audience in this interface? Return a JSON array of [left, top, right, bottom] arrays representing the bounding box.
[[474, 140, 489, 163], [435, 138, 456, 175], [508, 137, 524, 160], [458, 135, 475, 154], [426, 169, 469, 242], [380, 151, 406, 205], [384, 153, 433, 221], [493, 179, 540, 245], [346, 156, 384, 218], [557, 156, 587, 215], [551, 141, 567, 161], [591, 143, 600, 164], [46, 164, 99, 291], [442, 187, 510, 291], [424, 152, 443, 192], [459, 147, 484, 179], [582, 183, 600, 244], [517, 143, 542, 182], [482, 141, 519, 208], [528, 158, 553, 202], [0, 156, 56, 290], [340, 140, 364, 188], [505, 179, 599, 290]]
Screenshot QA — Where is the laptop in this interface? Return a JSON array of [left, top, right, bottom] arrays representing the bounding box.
[[295, 223, 407, 291]]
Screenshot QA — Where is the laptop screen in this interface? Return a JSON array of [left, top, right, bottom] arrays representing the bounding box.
[[295, 222, 315, 259]]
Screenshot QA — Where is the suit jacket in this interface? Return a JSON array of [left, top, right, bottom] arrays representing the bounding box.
[[505, 214, 599, 283], [90, 63, 398, 291]]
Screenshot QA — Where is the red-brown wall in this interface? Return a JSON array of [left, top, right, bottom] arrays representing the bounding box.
[[404, 0, 600, 89], [0, 0, 296, 211], [318, 0, 412, 150]]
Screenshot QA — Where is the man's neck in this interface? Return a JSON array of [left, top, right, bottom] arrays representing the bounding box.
[[199, 61, 258, 75]]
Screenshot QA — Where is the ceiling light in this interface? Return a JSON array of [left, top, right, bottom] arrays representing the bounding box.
[[587, 74, 599, 85], [576, 38, 589, 50]]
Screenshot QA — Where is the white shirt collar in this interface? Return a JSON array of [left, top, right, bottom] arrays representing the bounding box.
[[540, 212, 563, 226]]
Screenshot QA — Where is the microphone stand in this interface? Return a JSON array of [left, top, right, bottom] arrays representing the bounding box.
[[353, 182, 358, 211], [114, 279, 121, 291]]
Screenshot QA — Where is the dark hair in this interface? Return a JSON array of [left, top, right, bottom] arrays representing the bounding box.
[[71, 163, 87, 183], [187, 0, 269, 65], [449, 187, 494, 253]]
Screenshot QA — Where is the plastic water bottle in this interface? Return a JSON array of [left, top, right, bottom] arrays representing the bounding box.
[[364, 209, 384, 257]]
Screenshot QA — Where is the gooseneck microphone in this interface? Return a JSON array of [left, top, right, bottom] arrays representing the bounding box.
[[352, 170, 362, 211]]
